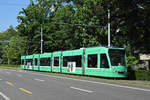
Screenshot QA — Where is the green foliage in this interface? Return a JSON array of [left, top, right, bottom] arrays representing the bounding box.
[[0, 27, 27, 65], [1, 47, 8, 64], [125, 45, 139, 67], [0, 26, 17, 40], [17, 0, 107, 53], [135, 70, 150, 81], [6, 36, 27, 64], [0, 26, 18, 64], [16, 0, 150, 54], [128, 69, 150, 81], [127, 56, 139, 67]]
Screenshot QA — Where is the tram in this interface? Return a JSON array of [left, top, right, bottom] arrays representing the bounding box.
[[21, 46, 127, 78]]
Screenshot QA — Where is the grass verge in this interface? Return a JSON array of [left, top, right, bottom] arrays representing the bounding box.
[[0, 64, 20, 69]]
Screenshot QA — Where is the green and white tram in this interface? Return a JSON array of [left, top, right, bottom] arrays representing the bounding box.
[[21, 46, 127, 78]]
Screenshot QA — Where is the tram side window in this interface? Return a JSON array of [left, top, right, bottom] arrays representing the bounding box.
[[100, 54, 109, 68], [88, 54, 97, 68], [72, 56, 81, 67], [63, 56, 82, 67], [21, 59, 24, 65], [63, 56, 68, 67], [54, 57, 59, 66], [31, 59, 33, 65], [35, 58, 38, 66], [26, 59, 33, 65], [26, 60, 28, 65], [40, 58, 50, 66], [26, 60, 29, 65]]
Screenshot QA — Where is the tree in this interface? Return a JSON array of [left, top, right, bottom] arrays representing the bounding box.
[[17, 0, 150, 55], [101, 0, 150, 54], [0, 26, 18, 64], [72, 0, 106, 47], [17, 0, 58, 53], [0, 26, 27, 64], [5, 36, 27, 64]]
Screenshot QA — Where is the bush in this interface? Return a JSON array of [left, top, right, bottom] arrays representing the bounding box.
[[128, 68, 150, 81], [135, 70, 150, 81], [127, 56, 139, 67]]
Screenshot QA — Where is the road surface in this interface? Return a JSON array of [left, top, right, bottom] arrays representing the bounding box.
[[0, 69, 150, 100]]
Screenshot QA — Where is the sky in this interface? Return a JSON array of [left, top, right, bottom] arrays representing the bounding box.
[[0, 0, 30, 32]]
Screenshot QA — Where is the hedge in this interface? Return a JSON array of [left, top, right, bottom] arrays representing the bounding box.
[[135, 70, 150, 81], [128, 69, 150, 81]]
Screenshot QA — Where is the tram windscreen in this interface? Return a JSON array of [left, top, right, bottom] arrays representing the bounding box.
[[109, 49, 126, 66]]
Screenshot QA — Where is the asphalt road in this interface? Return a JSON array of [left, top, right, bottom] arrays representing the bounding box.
[[0, 69, 150, 100]]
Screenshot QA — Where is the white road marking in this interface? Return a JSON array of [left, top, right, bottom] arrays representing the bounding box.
[[34, 78, 45, 82], [6, 69, 150, 92], [0, 92, 10, 100], [70, 86, 93, 93]]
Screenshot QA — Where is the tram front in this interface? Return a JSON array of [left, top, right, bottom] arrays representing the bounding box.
[[108, 48, 127, 78]]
